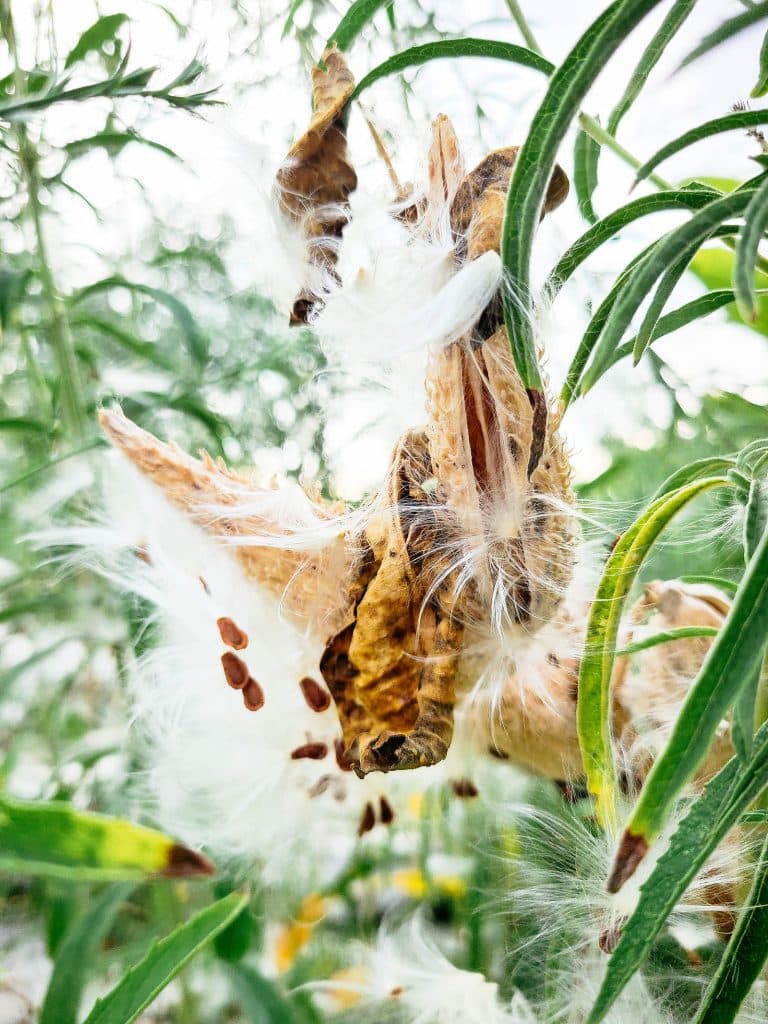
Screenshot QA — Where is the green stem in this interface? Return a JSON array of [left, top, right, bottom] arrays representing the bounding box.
[[4, 3, 87, 440], [504, 0, 542, 54]]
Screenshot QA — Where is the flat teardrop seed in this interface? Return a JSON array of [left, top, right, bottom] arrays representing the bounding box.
[[217, 616, 249, 650], [243, 678, 265, 711], [221, 652, 249, 689], [300, 676, 331, 712]]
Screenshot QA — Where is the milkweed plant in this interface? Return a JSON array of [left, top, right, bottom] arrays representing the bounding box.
[[3, 1, 768, 1022]]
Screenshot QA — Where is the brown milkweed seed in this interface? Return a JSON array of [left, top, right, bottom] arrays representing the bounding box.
[[217, 616, 248, 650], [334, 738, 353, 772], [451, 778, 479, 799], [379, 795, 395, 824], [300, 676, 331, 712], [221, 652, 249, 689], [242, 678, 265, 711], [358, 801, 375, 836], [290, 742, 328, 760]]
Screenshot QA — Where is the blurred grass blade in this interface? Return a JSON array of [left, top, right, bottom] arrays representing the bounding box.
[[547, 185, 718, 294], [679, 2, 768, 70], [734, 175, 768, 321], [351, 39, 553, 100], [694, 833, 768, 1023], [229, 963, 299, 1023], [40, 883, 134, 1024], [587, 725, 768, 1024], [501, 0, 665, 392], [576, 477, 727, 825], [65, 14, 128, 68], [83, 891, 248, 1024], [615, 626, 717, 657], [573, 125, 600, 223], [0, 793, 215, 880], [326, 0, 393, 51], [634, 112, 768, 186], [607, 0, 697, 135], [753, 26, 768, 97], [609, 514, 768, 892]]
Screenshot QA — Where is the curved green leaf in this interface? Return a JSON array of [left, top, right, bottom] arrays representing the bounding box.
[[40, 884, 134, 1024], [612, 513, 768, 885], [592, 191, 755, 371], [694, 832, 768, 1022], [679, 2, 768, 70], [0, 793, 214, 880], [501, 0, 665, 392], [631, 247, 695, 364], [573, 125, 600, 224], [547, 185, 718, 294], [607, 0, 697, 135], [754, 25, 768, 98], [351, 39, 553, 101], [650, 454, 737, 501], [634, 111, 768, 186], [326, 0, 393, 52], [576, 476, 728, 825], [734, 174, 768, 320], [587, 724, 768, 1024], [83, 891, 248, 1024], [64, 14, 128, 69], [615, 626, 718, 657]]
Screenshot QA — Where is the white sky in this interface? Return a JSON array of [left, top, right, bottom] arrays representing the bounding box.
[[9, 0, 768, 495]]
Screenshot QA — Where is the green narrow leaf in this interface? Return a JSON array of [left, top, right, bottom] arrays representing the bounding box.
[[326, 0, 394, 52], [694, 832, 768, 1022], [607, 0, 697, 135], [591, 190, 755, 370], [573, 125, 601, 224], [587, 724, 768, 1024], [734, 175, 768, 321], [614, 514, 768, 879], [615, 626, 718, 656], [679, 1, 768, 70], [64, 131, 180, 162], [82, 891, 248, 1024], [753, 25, 768, 97], [650, 455, 737, 501], [350, 39, 553, 100], [602, 291, 738, 378], [546, 185, 719, 294], [0, 793, 214, 880], [680, 574, 738, 594], [634, 112, 768, 186], [281, 0, 306, 39], [689, 246, 768, 337], [40, 884, 134, 1024], [64, 14, 129, 69], [501, 0, 665, 391], [576, 477, 728, 824], [631, 247, 694, 364]]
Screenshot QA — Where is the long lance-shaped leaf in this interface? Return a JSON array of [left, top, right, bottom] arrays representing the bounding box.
[[734, 174, 768, 321], [350, 39, 553, 100], [40, 884, 134, 1024], [694, 832, 768, 1023], [607, 0, 698, 135], [592, 191, 755, 370], [753, 25, 768, 98], [586, 724, 768, 1024], [547, 185, 718, 295], [679, 1, 768, 71], [615, 626, 718, 657], [608, 515, 768, 893], [631, 246, 695, 364], [601, 291, 738, 379], [82, 891, 248, 1024], [576, 477, 728, 826], [0, 793, 214, 880], [734, 479, 768, 760], [650, 454, 737, 501], [573, 125, 601, 224], [326, 0, 393, 51], [500, 0, 665, 393], [634, 111, 768, 186], [564, 225, 736, 404]]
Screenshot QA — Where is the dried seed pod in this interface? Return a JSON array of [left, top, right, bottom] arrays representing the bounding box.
[[99, 409, 352, 638], [275, 47, 357, 323]]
